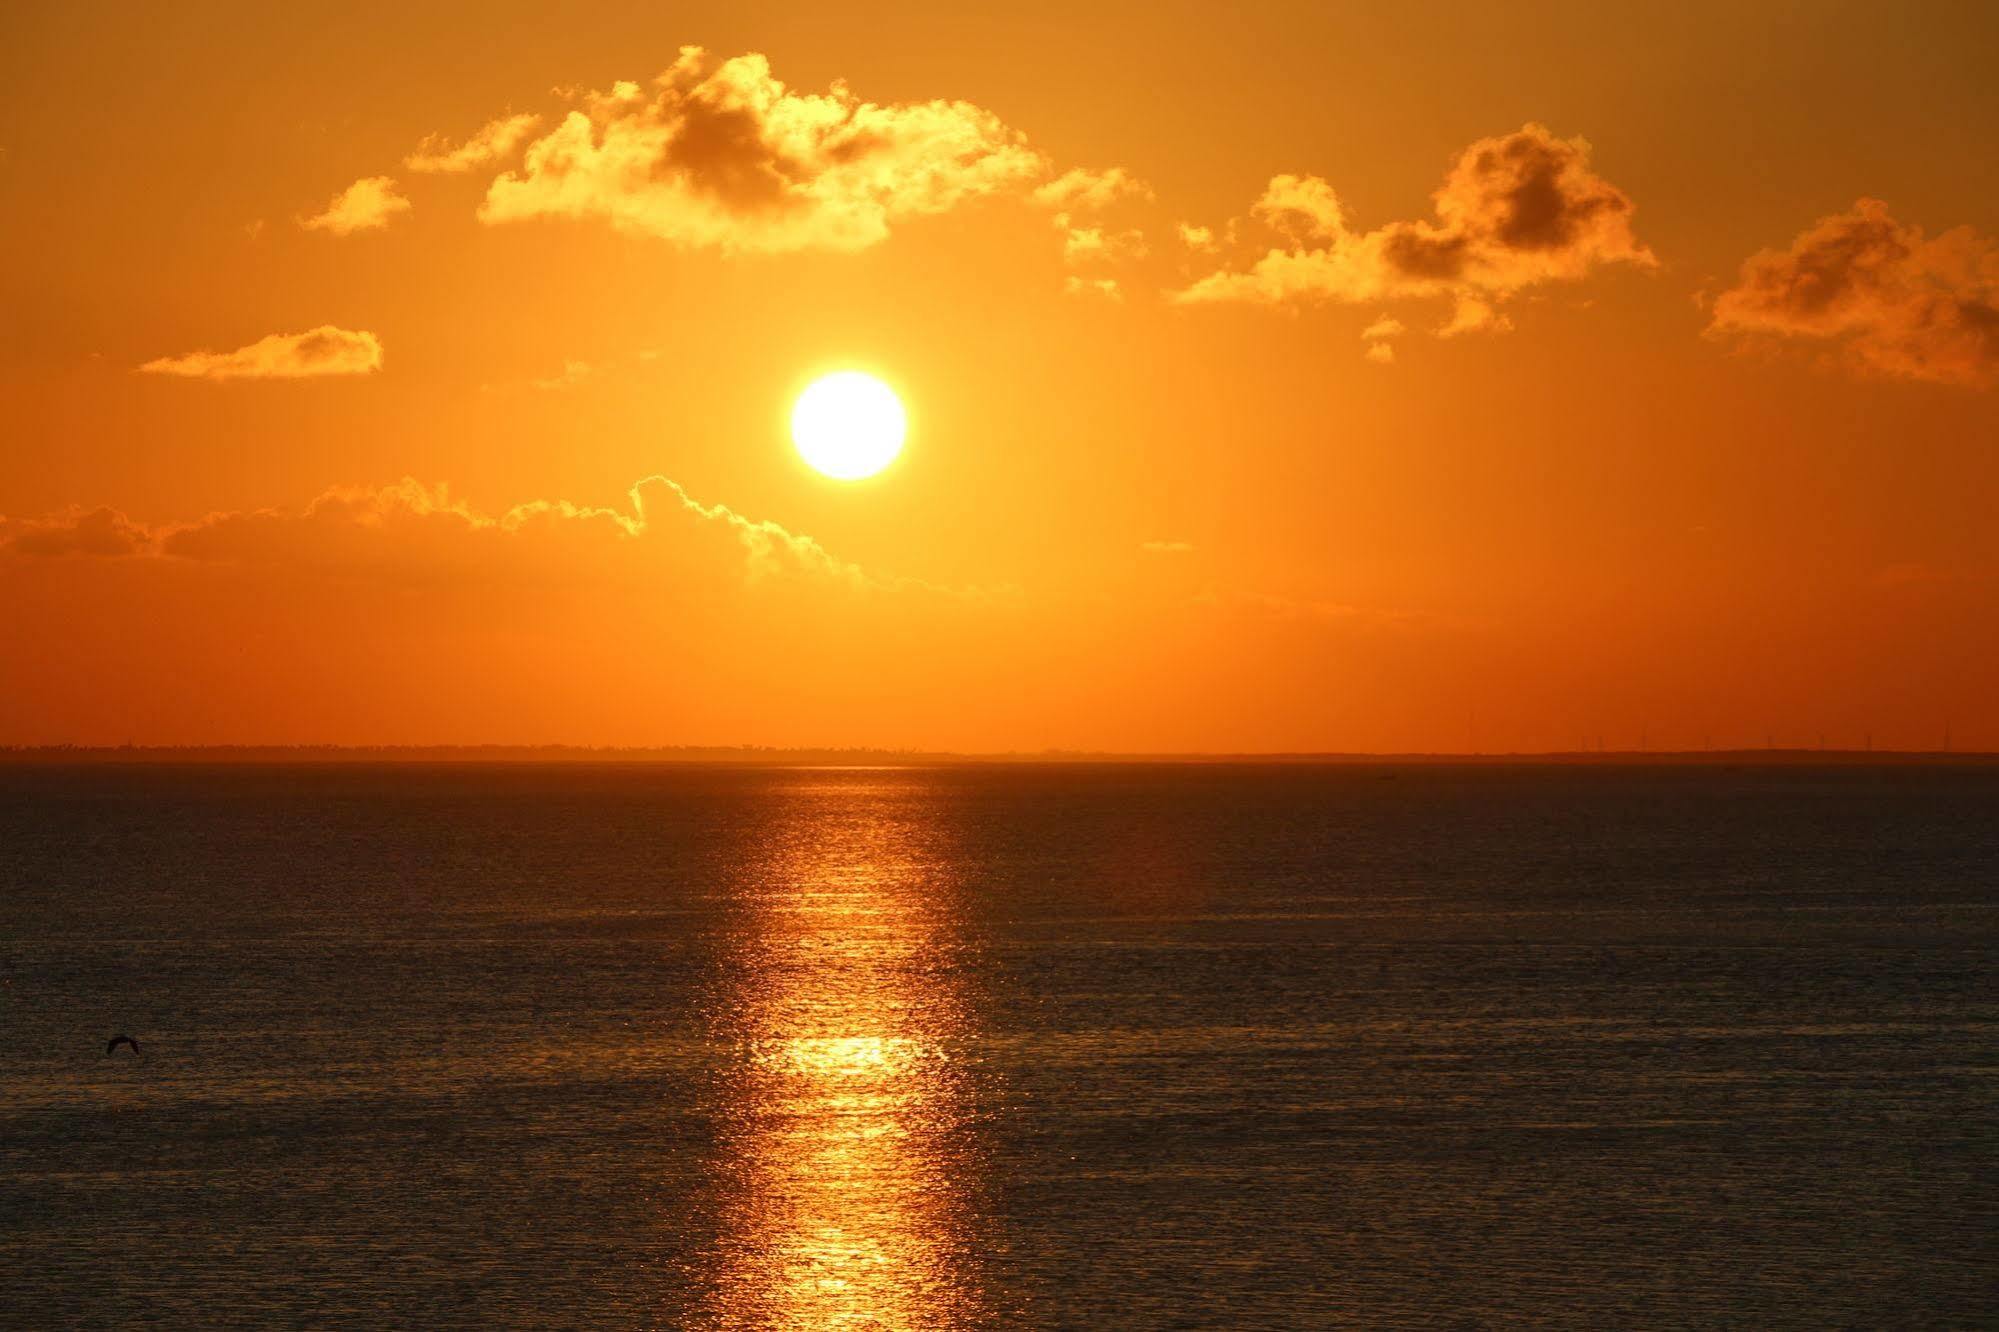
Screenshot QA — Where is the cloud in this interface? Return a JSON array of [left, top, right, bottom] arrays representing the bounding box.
[[1, 475, 960, 597], [1361, 314, 1405, 341], [1064, 276, 1122, 301], [1708, 198, 1999, 388], [137, 326, 384, 381], [1252, 173, 1348, 242], [152, 479, 612, 581], [1, 473, 1451, 749], [478, 47, 1047, 253], [1, 506, 152, 558], [1062, 225, 1147, 265], [1174, 123, 1654, 329], [1033, 165, 1152, 282], [1436, 294, 1511, 338], [405, 113, 542, 173], [1176, 222, 1217, 251], [1033, 166, 1151, 213], [299, 176, 412, 235], [8, 476, 1424, 624], [1364, 341, 1395, 365]]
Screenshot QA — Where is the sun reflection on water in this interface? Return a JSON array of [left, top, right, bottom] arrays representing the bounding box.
[[700, 780, 986, 1330]]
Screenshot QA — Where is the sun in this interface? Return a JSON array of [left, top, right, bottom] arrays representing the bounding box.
[[791, 371, 906, 480]]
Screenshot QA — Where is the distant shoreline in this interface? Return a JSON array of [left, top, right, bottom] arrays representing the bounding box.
[[1, 746, 1993, 766]]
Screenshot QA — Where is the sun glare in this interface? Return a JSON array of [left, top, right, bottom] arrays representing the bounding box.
[[791, 372, 906, 480]]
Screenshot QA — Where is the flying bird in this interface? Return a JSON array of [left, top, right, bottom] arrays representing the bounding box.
[[105, 1034, 140, 1056]]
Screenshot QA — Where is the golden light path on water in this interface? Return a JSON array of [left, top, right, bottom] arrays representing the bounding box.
[[699, 774, 986, 1329]]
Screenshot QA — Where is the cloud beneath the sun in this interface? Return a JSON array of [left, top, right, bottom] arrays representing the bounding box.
[[0, 472, 1411, 638], [1708, 198, 1999, 388], [1174, 124, 1654, 335], [0, 474, 1011, 606], [0, 471, 1451, 749], [137, 326, 384, 381], [477, 46, 1048, 253]]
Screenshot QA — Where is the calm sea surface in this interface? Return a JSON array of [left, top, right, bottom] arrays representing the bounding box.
[[0, 762, 1992, 1328]]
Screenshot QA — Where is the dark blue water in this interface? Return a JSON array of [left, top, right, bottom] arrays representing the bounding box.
[[1, 762, 1993, 1327]]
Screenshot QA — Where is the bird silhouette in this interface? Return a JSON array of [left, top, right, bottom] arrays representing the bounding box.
[[105, 1034, 140, 1056]]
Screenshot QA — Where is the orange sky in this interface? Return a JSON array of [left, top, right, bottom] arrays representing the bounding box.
[[2, 0, 1995, 752]]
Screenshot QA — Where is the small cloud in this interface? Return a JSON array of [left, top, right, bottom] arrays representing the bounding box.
[[1364, 341, 1395, 364], [1708, 198, 1999, 388], [1033, 166, 1151, 213], [1436, 294, 1511, 338], [405, 113, 543, 173], [1062, 225, 1147, 265], [1064, 275, 1122, 301], [1176, 222, 1217, 251], [138, 326, 384, 381], [1036, 167, 1150, 282], [300, 176, 412, 236], [1361, 314, 1405, 341], [244, 219, 267, 241]]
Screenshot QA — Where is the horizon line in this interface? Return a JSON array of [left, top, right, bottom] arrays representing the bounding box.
[[2, 744, 1993, 766]]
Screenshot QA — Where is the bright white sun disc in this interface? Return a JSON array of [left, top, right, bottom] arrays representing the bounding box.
[[791, 372, 906, 480]]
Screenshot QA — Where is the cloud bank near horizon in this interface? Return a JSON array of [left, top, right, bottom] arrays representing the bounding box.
[[0, 475, 890, 589], [0, 469, 1452, 749]]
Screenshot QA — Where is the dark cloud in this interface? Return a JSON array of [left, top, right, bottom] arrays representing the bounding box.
[[1709, 198, 1999, 388], [1177, 123, 1654, 335], [2, 507, 152, 558]]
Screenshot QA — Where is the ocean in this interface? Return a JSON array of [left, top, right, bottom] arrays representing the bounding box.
[[1, 762, 1992, 1327]]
